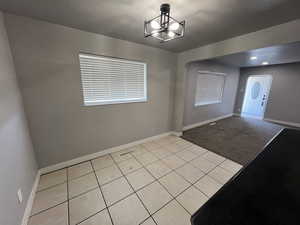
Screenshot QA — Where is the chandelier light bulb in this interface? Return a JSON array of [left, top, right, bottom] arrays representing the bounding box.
[[168, 31, 175, 37], [151, 20, 160, 29], [169, 22, 179, 30]]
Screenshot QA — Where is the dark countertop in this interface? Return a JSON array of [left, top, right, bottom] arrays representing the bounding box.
[[191, 128, 300, 225]]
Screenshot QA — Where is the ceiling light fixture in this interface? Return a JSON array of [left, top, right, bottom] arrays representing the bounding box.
[[250, 56, 257, 60], [144, 3, 185, 42], [262, 61, 269, 65]]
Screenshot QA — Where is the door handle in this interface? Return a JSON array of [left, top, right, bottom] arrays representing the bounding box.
[[261, 94, 267, 106]]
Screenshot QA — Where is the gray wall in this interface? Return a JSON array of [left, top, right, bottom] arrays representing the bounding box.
[[173, 19, 300, 132], [0, 12, 37, 225], [183, 61, 240, 127], [4, 14, 177, 168], [234, 62, 300, 124]]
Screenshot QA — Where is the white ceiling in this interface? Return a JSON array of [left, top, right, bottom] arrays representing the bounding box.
[[213, 42, 300, 68], [1, 0, 300, 52]]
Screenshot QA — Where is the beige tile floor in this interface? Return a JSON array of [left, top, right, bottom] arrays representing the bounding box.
[[28, 135, 242, 225]]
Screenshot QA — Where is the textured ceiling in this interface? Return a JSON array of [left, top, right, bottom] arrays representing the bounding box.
[[214, 42, 300, 68], [0, 0, 300, 52]]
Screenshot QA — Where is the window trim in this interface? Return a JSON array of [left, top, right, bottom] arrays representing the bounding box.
[[79, 53, 148, 106], [194, 100, 223, 107]]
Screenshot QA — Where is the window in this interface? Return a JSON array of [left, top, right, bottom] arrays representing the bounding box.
[[79, 53, 147, 106], [194, 71, 226, 106]]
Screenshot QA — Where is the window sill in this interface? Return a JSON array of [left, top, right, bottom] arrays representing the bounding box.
[[194, 100, 222, 107], [83, 98, 148, 106]]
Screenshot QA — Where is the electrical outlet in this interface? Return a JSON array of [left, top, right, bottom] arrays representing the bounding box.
[[17, 189, 23, 204]]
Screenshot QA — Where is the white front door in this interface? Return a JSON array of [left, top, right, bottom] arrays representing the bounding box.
[[241, 75, 272, 119]]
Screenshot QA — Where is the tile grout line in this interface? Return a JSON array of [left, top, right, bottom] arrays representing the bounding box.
[[179, 158, 228, 198], [41, 160, 97, 176], [68, 186, 99, 201], [130, 151, 194, 217], [36, 181, 68, 193], [131, 143, 237, 214], [172, 151, 230, 184], [67, 170, 95, 181], [38, 137, 186, 191], [28, 139, 176, 217], [30, 200, 69, 217], [140, 146, 212, 199], [38, 136, 198, 176], [35, 147, 217, 198], [68, 160, 180, 218], [36, 155, 154, 196], [110, 153, 159, 225], [32, 137, 238, 224], [37, 136, 178, 176], [76, 208, 109, 225], [90, 161, 115, 225], [95, 146, 231, 186], [54, 164, 116, 225], [29, 154, 226, 220]]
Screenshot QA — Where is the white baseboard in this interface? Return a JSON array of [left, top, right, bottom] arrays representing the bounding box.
[[183, 114, 233, 131], [240, 113, 263, 120], [40, 131, 177, 174], [221, 114, 300, 128], [171, 131, 183, 137], [21, 171, 40, 225], [264, 118, 300, 128]]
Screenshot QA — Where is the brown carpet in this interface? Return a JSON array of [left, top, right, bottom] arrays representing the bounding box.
[[182, 116, 284, 166]]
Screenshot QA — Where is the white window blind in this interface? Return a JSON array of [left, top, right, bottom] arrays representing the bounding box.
[[79, 54, 147, 106], [194, 71, 226, 106]]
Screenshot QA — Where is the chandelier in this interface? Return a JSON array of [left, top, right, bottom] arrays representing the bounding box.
[[144, 3, 185, 42]]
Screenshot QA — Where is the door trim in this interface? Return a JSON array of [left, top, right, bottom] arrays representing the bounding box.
[[241, 74, 273, 120]]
